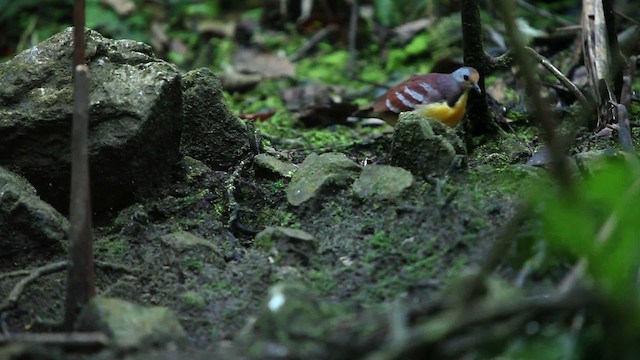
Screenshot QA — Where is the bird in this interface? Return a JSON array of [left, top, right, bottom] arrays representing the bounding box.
[[354, 67, 481, 127]]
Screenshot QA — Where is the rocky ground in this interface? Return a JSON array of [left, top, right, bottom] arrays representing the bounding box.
[[0, 28, 632, 359]]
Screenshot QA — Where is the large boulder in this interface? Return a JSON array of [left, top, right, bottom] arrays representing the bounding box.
[[0, 28, 182, 214]]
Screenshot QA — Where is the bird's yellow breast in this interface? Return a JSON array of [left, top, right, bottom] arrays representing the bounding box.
[[416, 90, 470, 127]]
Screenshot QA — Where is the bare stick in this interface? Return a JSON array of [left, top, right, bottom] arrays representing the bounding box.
[[64, 0, 95, 330]]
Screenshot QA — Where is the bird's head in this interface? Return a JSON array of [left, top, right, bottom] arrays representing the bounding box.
[[452, 67, 481, 94]]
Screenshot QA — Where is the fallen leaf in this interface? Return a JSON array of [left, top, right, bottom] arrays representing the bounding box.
[[233, 48, 295, 78]]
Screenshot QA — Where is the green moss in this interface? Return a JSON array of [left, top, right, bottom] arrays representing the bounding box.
[[257, 208, 301, 229], [297, 48, 349, 84], [95, 235, 128, 259], [182, 188, 211, 207], [182, 255, 204, 271], [180, 291, 206, 311], [306, 270, 337, 294]]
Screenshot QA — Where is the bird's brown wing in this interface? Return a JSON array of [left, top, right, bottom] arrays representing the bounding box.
[[371, 74, 448, 115]]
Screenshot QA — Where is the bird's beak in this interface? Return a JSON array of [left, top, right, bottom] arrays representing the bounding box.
[[473, 83, 482, 94]]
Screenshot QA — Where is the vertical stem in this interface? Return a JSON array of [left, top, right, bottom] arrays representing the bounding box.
[[65, 0, 95, 330], [73, 1, 85, 68], [491, 0, 573, 192], [460, 0, 496, 137]]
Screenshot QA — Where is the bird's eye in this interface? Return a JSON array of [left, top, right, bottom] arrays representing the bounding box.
[[463, 75, 470, 81]]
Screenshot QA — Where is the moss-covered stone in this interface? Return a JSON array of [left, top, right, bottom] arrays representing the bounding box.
[[181, 68, 251, 170], [0, 166, 67, 259], [180, 156, 212, 184], [351, 164, 414, 201], [241, 283, 332, 358], [254, 153, 297, 179], [391, 112, 464, 177], [255, 226, 316, 265], [76, 296, 187, 350], [286, 152, 361, 206]]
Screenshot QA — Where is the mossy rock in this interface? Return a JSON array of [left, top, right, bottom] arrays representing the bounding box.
[[391, 112, 465, 177], [286, 152, 361, 206]]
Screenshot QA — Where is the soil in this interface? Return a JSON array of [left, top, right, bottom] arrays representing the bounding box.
[[0, 125, 547, 358]]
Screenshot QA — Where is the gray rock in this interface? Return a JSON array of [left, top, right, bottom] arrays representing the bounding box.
[[0, 28, 182, 213], [255, 226, 316, 265], [351, 165, 414, 200], [0, 166, 67, 258], [76, 296, 187, 350], [286, 152, 361, 206], [254, 153, 297, 178], [391, 112, 464, 176], [181, 68, 251, 170]]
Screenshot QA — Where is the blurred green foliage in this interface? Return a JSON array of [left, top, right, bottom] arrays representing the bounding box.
[[535, 158, 640, 345]]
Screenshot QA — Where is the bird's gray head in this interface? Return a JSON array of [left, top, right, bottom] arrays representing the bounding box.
[[452, 67, 481, 93]]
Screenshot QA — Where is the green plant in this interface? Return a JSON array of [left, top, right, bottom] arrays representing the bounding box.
[[537, 158, 640, 337]]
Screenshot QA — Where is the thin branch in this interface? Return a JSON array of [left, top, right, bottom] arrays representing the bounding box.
[[524, 46, 590, 107], [0, 332, 109, 349], [0, 261, 136, 313], [0, 261, 67, 313], [289, 24, 338, 62], [517, 0, 574, 26]]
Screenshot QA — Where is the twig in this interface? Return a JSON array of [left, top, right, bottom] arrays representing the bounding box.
[[289, 24, 338, 62], [377, 287, 590, 359], [613, 9, 640, 28], [0, 332, 109, 349], [517, 0, 574, 26], [524, 46, 590, 107]]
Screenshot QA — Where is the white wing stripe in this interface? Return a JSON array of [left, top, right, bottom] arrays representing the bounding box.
[[404, 86, 424, 102], [385, 98, 400, 113], [419, 82, 433, 94], [395, 92, 415, 108]]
